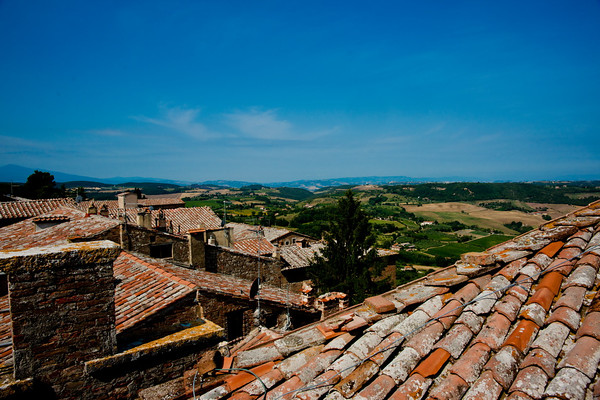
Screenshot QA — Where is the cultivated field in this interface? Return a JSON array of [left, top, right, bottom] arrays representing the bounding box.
[[403, 202, 553, 234]]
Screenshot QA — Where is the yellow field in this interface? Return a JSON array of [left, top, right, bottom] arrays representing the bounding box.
[[403, 202, 578, 234]]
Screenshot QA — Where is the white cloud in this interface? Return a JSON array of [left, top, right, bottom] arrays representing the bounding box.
[[134, 106, 217, 140], [224, 108, 293, 140]]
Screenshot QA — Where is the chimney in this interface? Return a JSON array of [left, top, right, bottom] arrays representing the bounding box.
[[118, 192, 138, 210], [156, 210, 167, 232], [99, 204, 109, 217], [207, 234, 216, 246], [137, 209, 152, 229], [272, 244, 281, 259], [87, 203, 98, 215]]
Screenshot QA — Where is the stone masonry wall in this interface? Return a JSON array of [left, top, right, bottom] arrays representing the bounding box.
[[94, 225, 189, 264], [205, 245, 289, 288], [0, 241, 120, 400]]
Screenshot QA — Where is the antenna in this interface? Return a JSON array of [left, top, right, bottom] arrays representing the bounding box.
[[249, 225, 264, 327]]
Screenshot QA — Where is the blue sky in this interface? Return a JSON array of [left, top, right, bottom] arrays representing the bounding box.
[[1, 1, 599, 182]]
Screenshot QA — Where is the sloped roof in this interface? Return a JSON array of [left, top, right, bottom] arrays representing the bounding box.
[[148, 255, 313, 310], [0, 206, 119, 250], [226, 223, 292, 243], [279, 242, 324, 270], [194, 200, 600, 400], [0, 295, 12, 372], [233, 238, 276, 256], [114, 251, 314, 330], [0, 198, 75, 220], [114, 251, 196, 333], [73, 201, 222, 234]]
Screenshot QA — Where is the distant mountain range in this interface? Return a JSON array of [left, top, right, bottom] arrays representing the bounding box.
[[1, 164, 598, 191]]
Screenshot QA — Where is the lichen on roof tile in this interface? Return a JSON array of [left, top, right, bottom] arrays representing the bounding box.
[[461, 370, 503, 400], [531, 321, 570, 359], [545, 367, 591, 400], [435, 323, 473, 358], [381, 347, 420, 384], [508, 365, 548, 399], [484, 344, 522, 390]]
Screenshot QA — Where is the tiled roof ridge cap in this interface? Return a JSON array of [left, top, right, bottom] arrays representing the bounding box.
[[120, 251, 197, 290]]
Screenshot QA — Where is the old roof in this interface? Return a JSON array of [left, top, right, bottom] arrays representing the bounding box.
[[0, 207, 119, 250], [114, 251, 197, 333], [74, 201, 222, 234], [0, 295, 11, 375], [279, 242, 324, 270], [233, 238, 276, 256], [0, 198, 76, 220], [115, 251, 314, 329], [226, 223, 293, 243], [194, 200, 600, 400]]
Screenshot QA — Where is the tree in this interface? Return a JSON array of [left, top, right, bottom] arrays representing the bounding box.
[[21, 170, 64, 199], [308, 190, 382, 304]]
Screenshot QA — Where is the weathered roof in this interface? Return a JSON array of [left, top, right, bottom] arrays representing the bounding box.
[[0, 198, 75, 220], [114, 251, 196, 333], [0, 207, 119, 250], [233, 238, 276, 256], [279, 242, 324, 270], [226, 223, 292, 243], [144, 254, 313, 310], [114, 250, 314, 331], [74, 201, 222, 234], [194, 200, 600, 400], [0, 295, 12, 372]]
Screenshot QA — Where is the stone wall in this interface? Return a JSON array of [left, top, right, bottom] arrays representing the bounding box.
[[94, 224, 189, 264], [205, 245, 289, 288], [0, 241, 120, 399], [0, 241, 224, 400]]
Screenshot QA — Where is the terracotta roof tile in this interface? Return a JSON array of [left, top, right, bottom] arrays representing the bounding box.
[[334, 359, 379, 397], [188, 201, 600, 400], [0, 206, 119, 250], [388, 373, 432, 400], [472, 312, 511, 351], [449, 342, 491, 384], [434, 323, 473, 358], [558, 335, 600, 379], [546, 306, 581, 331], [576, 311, 600, 340], [553, 285, 586, 311], [508, 365, 548, 399], [412, 348, 451, 378], [428, 372, 469, 400], [461, 370, 503, 400], [544, 367, 591, 400], [493, 294, 523, 321], [0, 198, 75, 220], [353, 374, 395, 400], [520, 347, 556, 378], [484, 345, 522, 389]]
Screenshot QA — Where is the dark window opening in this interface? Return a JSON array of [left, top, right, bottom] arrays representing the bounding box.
[[226, 310, 244, 340], [150, 243, 173, 258]]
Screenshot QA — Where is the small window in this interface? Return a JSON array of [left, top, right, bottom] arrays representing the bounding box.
[[150, 243, 173, 258], [292, 238, 296, 244], [285, 240, 290, 245]]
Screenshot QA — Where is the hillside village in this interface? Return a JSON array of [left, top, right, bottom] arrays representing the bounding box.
[[0, 184, 599, 399]]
